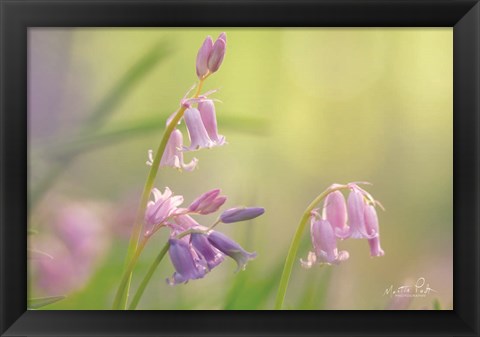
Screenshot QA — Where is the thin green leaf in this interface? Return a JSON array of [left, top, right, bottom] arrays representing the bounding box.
[[28, 296, 65, 309], [223, 268, 248, 309], [223, 262, 283, 310], [51, 114, 269, 158], [30, 40, 173, 207], [297, 267, 332, 309], [84, 39, 173, 131], [433, 298, 442, 310]]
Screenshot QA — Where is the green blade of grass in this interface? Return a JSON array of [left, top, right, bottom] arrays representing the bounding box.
[[28, 296, 65, 309], [297, 267, 332, 310], [50, 114, 269, 159], [84, 39, 172, 131], [223, 224, 312, 310]]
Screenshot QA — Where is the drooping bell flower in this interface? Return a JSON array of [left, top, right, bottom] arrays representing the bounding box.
[[364, 204, 385, 257], [147, 129, 198, 171], [348, 182, 384, 210], [301, 215, 349, 268], [220, 207, 265, 224], [167, 238, 207, 285], [144, 187, 184, 231], [347, 189, 375, 239], [188, 189, 227, 215], [183, 107, 216, 151], [207, 231, 257, 272], [323, 190, 350, 239], [190, 233, 224, 270], [198, 100, 225, 145]]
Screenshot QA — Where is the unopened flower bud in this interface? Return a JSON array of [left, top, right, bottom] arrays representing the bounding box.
[[196, 36, 213, 79], [207, 34, 226, 73], [188, 189, 226, 215], [220, 207, 265, 224]]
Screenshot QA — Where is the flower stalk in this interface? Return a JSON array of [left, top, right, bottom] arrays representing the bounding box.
[[274, 184, 347, 310], [112, 238, 148, 309], [113, 33, 263, 310], [274, 182, 384, 310], [113, 79, 206, 310]]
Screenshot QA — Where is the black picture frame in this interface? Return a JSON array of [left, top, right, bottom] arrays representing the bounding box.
[[1, 0, 479, 336]]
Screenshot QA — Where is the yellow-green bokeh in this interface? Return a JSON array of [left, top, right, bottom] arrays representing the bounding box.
[[28, 28, 452, 310]]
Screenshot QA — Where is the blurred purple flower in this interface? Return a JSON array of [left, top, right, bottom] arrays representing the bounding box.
[[54, 204, 109, 262], [34, 240, 80, 295], [32, 201, 111, 296]]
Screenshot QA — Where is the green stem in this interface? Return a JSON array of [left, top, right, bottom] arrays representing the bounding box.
[[112, 239, 147, 309], [274, 184, 348, 310], [113, 110, 183, 310], [128, 242, 169, 310], [114, 79, 207, 310]]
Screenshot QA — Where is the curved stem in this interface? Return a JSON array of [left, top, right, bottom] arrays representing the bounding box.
[[128, 242, 169, 310], [274, 184, 347, 310], [112, 239, 147, 309], [114, 78, 206, 309]]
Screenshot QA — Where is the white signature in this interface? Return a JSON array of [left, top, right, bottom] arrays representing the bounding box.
[[384, 277, 437, 298]]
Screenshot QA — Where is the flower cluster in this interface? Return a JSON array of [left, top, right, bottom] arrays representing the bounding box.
[[301, 183, 384, 268], [144, 187, 264, 285], [146, 33, 227, 171], [141, 34, 266, 286]]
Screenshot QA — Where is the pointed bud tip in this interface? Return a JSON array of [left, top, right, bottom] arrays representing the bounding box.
[[207, 38, 226, 73], [218, 32, 227, 43], [196, 36, 214, 79], [220, 207, 265, 224]]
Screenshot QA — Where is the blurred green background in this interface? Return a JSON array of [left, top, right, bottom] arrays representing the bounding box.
[[28, 28, 452, 310]]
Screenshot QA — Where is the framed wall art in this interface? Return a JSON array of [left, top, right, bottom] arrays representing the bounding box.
[[0, 0, 478, 336]]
